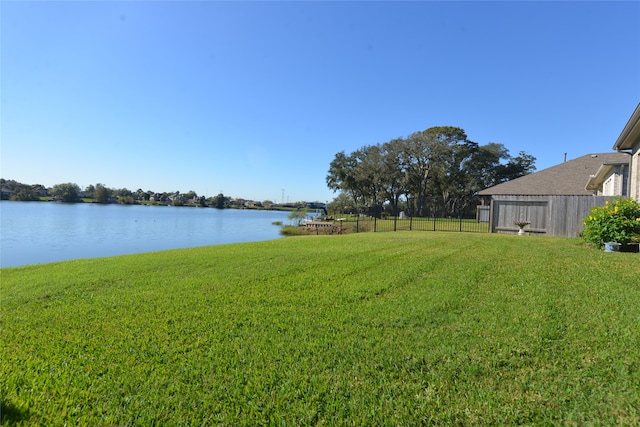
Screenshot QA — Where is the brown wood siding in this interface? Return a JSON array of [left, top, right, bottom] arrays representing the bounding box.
[[490, 195, 614, 237], [476, 206, 490, 223]]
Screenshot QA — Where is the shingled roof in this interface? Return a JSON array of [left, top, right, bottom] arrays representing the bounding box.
[[478, 152, 630, 196]]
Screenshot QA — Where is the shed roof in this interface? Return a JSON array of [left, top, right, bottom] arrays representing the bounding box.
[[478, 152, 630, 196]]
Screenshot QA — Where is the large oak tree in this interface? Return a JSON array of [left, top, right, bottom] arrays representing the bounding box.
[[327, 126, 536, 217]]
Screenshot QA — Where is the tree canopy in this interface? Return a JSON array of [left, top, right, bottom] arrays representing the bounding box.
[[50, 183, 82, 203], [94, 184, 110, 204], [326, 126, 536, 217]]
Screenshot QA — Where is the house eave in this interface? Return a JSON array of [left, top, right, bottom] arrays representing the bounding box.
[[585, 164, 617, 191], [613, 103, 640, 151]]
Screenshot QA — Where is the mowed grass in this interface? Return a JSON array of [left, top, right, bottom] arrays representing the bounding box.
[[2, 232, 639, 425]]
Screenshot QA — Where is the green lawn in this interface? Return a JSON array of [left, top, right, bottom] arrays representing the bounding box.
[[2, 232, 639, 425]]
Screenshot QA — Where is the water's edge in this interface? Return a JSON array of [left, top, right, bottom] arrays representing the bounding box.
[[1, 202, 292, 267]]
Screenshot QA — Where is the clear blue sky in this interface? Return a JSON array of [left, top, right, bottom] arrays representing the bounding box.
[[2, 1, 639, 203]]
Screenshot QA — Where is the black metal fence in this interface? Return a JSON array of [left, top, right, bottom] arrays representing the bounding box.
[[312, 211, 489, 235]]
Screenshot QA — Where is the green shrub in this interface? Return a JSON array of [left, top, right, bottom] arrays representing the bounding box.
[[582, 197, 640, 248], [280, 225, 311, 236], [118, 196, 135, 205], [288, 208, 308, 226]]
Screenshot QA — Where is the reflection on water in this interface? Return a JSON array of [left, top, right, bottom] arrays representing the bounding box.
[[0, 202, 290, 267]]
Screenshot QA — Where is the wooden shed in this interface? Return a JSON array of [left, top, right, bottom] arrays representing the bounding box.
[[478, 153, 630, 237]]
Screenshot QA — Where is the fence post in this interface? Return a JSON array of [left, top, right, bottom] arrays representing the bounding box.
[[374, 216, 377, 232], [356, 216, 359, 233], [459, 214, 463, 232], [394, 215, 397, 232], [409, 215, 413, 231]]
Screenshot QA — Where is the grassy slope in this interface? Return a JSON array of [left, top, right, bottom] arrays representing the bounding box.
[[2, 232, 639, 425]]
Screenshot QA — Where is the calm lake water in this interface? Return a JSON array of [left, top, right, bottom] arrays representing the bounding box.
[[0, 202, 293, 268]]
